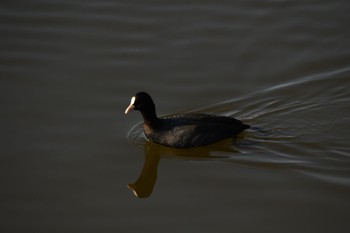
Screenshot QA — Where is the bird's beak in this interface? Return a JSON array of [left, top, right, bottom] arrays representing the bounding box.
[[125, 96, 136, 114], [125, 104, 135, 114]]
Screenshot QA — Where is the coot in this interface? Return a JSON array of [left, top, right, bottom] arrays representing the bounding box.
[[125, 92, 249, 148]]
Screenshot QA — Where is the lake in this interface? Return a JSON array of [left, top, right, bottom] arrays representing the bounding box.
[[1, 0, 350, 232]]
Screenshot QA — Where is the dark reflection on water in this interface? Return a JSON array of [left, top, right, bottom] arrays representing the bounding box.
[[127, 142, 160, 198], [128, 140, 240, 198]]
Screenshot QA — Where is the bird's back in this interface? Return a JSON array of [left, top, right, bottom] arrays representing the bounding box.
[[144, 113, 249, 148]]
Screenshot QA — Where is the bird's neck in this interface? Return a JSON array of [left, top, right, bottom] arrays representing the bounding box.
[[141, 110, 160, 128]]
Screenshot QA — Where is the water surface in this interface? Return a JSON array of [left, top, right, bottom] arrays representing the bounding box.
[[1, 0, 350, 232]]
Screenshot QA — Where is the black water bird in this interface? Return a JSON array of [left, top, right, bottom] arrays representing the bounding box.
[[125, 92, 249, 148]]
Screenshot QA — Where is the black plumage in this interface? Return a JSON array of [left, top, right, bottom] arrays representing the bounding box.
[[125, 92, 249, 148]]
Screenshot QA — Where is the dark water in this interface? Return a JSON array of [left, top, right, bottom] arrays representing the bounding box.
[[1, 0, 350, 232]]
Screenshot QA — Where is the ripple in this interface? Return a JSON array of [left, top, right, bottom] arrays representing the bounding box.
[[127, 67, 350, 186], [126, 122, 145, 149]]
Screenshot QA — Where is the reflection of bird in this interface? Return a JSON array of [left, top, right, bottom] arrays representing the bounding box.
[[125, 92, 249, 148], [127, 142, 160, 198], [127, 140, 238, 199]]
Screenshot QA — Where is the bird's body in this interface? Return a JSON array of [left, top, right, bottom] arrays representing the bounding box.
[[125, 92, 249, 148]]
